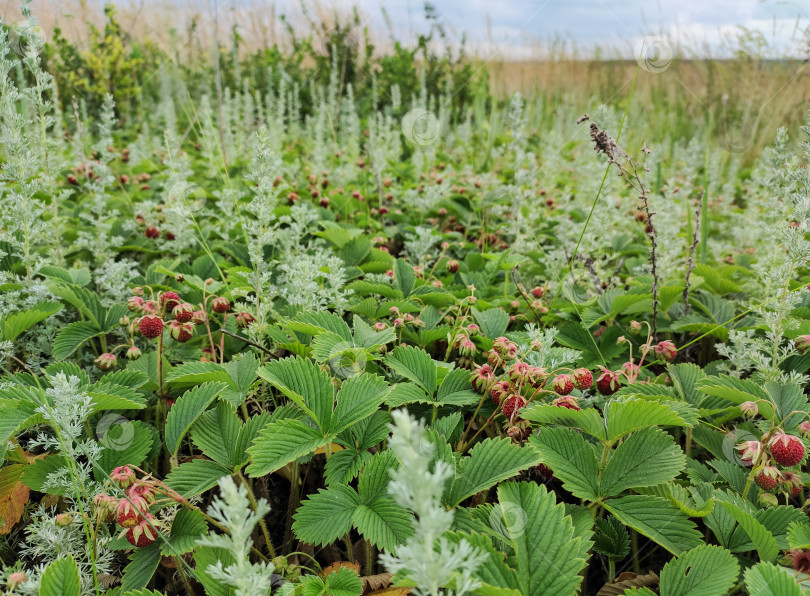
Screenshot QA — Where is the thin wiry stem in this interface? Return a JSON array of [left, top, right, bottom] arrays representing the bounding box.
[[683, 192, 704, 315], [584, 120, 660, 338]]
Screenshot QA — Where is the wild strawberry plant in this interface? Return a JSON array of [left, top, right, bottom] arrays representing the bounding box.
[[3, 3, 810, 595]]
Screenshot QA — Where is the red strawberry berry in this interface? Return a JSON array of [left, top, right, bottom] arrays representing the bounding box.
[[446, 260, 459, 273], [552, 374, 574, 395], [138, 315, 164, 339], [552, 395, 580, 410], [502, 395, 527, 420], [160, 291, 181, 311], [531, 286, 545, 298], [172, 302, 194, 322], [781, 471, 804, 498], [211, 296, 230, 313], [535, 463, 553, 478], [125, 515, 158, 547], [236, 312, 255, 328], [490, 380, 511, 405], [115, 497, 147, 528], [596, 368, 621, 395], [144, 226, 160, 239], [654, 340, 677, 361], [572, 368, 593, 390], [755, 465, 782, 491], [169, 321, 194, 342], [769, 432, 806, 467], [788, 549, 810, 573]]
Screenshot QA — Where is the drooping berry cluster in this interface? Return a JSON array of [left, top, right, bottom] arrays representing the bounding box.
[[737, 430, 807, 498], [93, 466, 186, 548], [105, 281, 257, 370]]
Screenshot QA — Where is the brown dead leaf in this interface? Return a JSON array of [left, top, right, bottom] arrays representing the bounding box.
[[0, 464, 30, 534], [40, 494, 60, 509], [362, 572, 395, 592], [596, 571, 659, 596], [314, 443, 346, 455], [97, 573, 120, 589], [366, 589, 411, 596], [321, 561, 361, 578]]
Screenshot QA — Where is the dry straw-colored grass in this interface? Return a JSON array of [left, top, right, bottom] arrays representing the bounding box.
[[4, 0, 810, 149]]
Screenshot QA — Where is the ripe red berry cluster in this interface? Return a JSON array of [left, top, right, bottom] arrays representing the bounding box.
[[471, 338, 614, 425], [94, 466, 186, 547], [737, 432, 807, 497]]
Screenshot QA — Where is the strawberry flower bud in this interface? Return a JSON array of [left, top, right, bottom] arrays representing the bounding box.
[[93, 494, 116, 522], [141, 300, 158, 315], [127, 296, 144, 312], [458, 337, 476, 356], [736, 440, 763, 467], [7, 572, 27, 588], [654, 340, 677, 361], [55, 513, 74, 526], [94, 353, 117, 370], [110, 466, 136, 488], [472, 364, 495, 392], [796, 335, 810, 354]]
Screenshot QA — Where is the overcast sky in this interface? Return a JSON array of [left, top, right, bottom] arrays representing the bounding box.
[[333, 0, 809, 57]]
